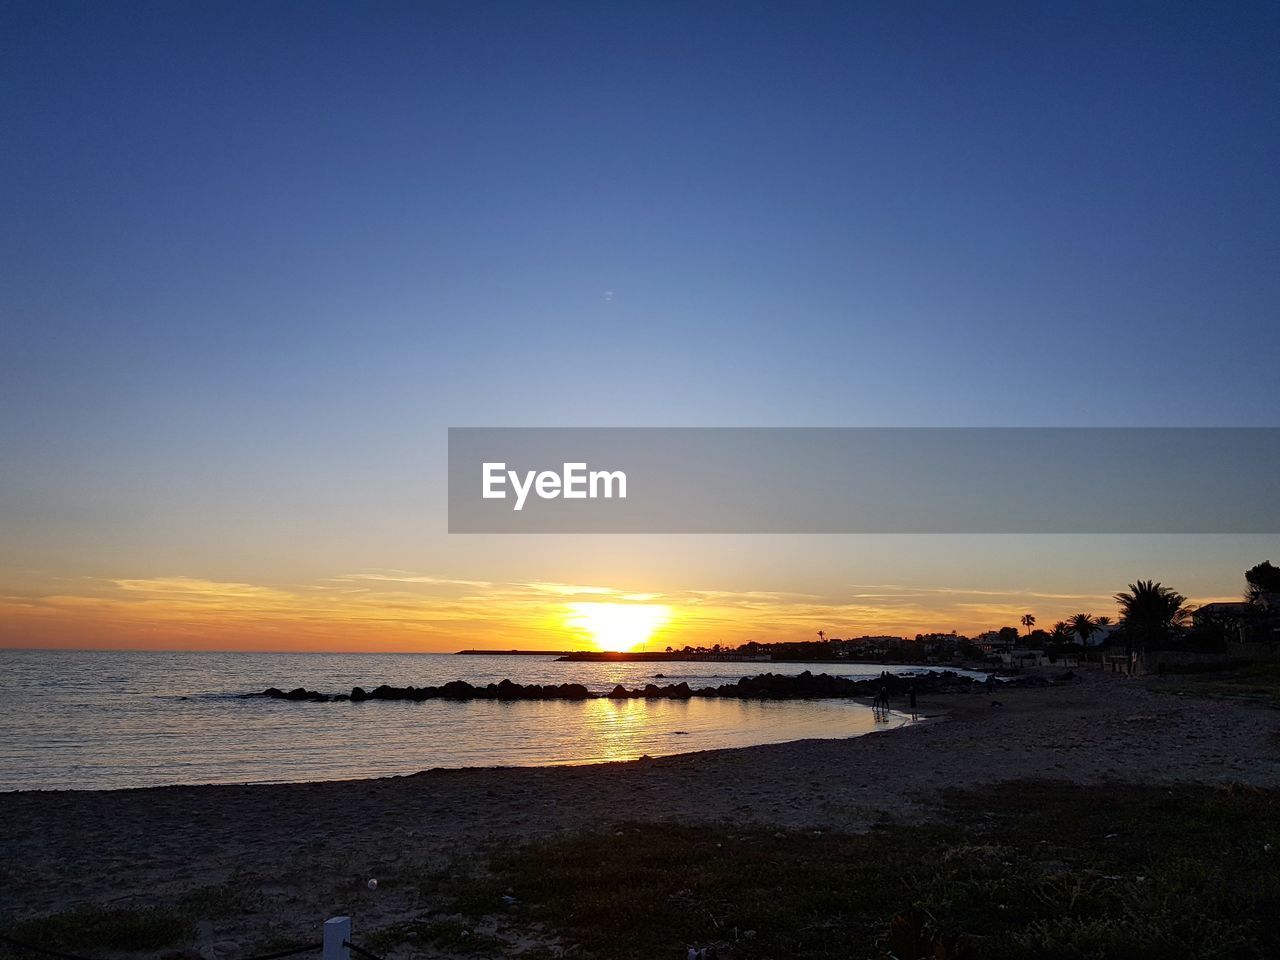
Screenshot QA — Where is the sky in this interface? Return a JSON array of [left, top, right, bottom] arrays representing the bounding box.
[[2, 1, 1278, 652]]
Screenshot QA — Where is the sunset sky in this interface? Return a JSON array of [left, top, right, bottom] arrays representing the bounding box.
[[2, 2, 1278, 652]]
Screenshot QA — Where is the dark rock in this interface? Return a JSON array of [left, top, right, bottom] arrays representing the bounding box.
[[250, 667, 990, 706], [441, 680, 477, 699]]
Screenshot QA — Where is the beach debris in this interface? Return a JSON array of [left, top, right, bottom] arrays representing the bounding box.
[[685, 941, 734, 959], [367, 878, 378, 891]]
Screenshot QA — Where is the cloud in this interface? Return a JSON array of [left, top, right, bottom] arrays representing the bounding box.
[[0, 567, 1143, 652], [112, 577, 296, 601]]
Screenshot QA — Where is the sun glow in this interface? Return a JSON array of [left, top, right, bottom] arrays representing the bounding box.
[[565, 602, 672, 652]]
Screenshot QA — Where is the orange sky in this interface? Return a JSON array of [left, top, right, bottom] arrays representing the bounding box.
[[0, 567, 1247, 653]]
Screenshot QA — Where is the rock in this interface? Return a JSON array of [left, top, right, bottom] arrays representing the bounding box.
[[250, 667, 990, 705], [441, 680, 478, 699]]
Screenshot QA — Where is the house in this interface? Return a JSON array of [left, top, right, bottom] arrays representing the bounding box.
[[1194, 600, 1279, 643], [1073, 624, 1117, 647], [977, 629, 1018, 656], [840, 635, 906, 657]]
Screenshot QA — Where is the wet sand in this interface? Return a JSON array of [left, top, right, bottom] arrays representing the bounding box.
[[2, 668, 1277, 951]]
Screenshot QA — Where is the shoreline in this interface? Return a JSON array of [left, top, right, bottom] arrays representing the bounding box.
[[0, 696, 919, 796], [3, 669, 1277, 944]]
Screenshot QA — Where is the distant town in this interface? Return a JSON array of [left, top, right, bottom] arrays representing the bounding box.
[[469, 562, 1280, 675]]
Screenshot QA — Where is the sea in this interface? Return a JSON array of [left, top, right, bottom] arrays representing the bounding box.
[[0, 650, 977, 791]]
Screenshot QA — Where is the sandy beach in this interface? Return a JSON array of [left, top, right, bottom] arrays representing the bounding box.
[[2, 667, 1277, 954]]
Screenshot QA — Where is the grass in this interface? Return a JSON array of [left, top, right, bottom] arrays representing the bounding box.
[[0, 881, 277, 960], [6, 783, 1280, 959], [415, 781, 1280, 960], [0, 905, 190, 954], [1154, 662, 1280, 708]]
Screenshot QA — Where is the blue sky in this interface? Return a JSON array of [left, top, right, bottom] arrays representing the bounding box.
[[2, 1, 1277, 648]]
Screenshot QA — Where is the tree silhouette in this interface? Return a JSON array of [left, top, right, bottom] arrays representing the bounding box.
[[1067, 613, 1099, 648], [1021, 614, 1036, 636], [1114, 580, 1189, 652], [1245, 561, 1280, 604]]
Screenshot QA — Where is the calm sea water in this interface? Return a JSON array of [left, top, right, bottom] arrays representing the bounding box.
[[0, 650, 966, 791]]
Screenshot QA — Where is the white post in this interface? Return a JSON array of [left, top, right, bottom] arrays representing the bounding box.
[[324, 917, 351, 960]]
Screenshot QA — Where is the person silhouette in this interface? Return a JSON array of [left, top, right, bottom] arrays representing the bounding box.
[[875, 684, 889, 712]]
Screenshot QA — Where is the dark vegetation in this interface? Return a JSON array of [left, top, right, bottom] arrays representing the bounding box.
[[1154, 662, 1280, 709], [421, 781, 1280, 960], [1, 906, 190, 954], [4, 783, 1278, 959]]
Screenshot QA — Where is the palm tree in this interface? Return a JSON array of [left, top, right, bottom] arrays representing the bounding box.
[[1114, 580, 1189, 653], [817, 630, 826, 644], [1066, 613, 1099, 665], [1035, 621, 1070, 665], [1067, 613, 1098, 646], [1021, 613, 1036, 636]]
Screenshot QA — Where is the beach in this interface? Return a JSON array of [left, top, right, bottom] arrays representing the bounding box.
[[3, 668, 1276, 954]]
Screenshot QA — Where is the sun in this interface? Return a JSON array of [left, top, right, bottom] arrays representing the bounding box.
[[564, 602, 672, 653]]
